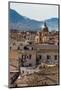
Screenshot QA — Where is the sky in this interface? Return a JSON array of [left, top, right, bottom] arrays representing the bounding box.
[[10, 3, 58, 21]]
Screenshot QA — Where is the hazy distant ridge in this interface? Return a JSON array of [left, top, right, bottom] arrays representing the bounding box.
[[9, 9, 59, 31]]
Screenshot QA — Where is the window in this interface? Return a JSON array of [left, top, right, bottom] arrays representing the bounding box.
[[29, 55, 31, 59], [10, 46, 11, 50], [17, 47, 20, 50], [54, 55, 57, 60], [22, 70, 24, 74], [29, 42, 32, 45], [32, 47, 33, 50], [24, 46, 29, 50], [29, 64, 32, 66], [26, 55, 28, 59], [39, 55, 42, 59], [47, 55, 50, 59]]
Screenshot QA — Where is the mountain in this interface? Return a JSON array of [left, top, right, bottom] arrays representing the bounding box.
[[45, 18, 59, 31], [9, 9, 59, 31]]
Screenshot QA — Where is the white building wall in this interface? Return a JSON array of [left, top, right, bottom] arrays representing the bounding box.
[[20, 67, 40, 75]]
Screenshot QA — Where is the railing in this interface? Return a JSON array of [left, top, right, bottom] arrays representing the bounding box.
[[10, 72, 20, 84]]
